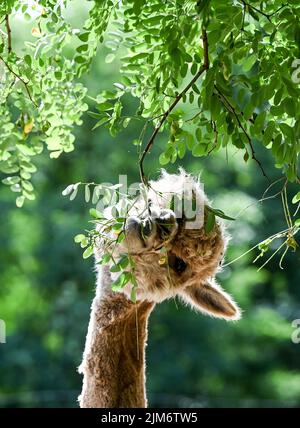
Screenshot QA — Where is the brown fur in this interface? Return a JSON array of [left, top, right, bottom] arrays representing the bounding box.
[[79, 170, 241, 408], [79, 287, 154, 408]]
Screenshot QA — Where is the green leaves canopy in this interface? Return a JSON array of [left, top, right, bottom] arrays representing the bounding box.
[[0, 0, 300, 206]]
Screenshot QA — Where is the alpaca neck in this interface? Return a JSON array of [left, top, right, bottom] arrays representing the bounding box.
[[79, 290, 154, 408]]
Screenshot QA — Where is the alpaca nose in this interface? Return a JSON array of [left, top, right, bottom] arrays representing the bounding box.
[[125, 216, 155, 241], [125, 216, 140, 232], [125, 217, 144, 242], [141, 218, 153, 237]]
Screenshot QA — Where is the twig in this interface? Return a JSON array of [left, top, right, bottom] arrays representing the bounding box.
[[241, 1, 271, 22], [214, 84, 269, 180], [235, 178, 286, 219], [185, 111, 202, 123], [0, 56, 37, 106], [240, 1, 287, 22], [282, 186, 293, 229], [5, 15, 12, 54], [222, 226, 294, 268], [294, 202, 300, 217], [241, 3, 246, 30], [139, 28, 209, 186], [162, 91, 177, 99], [269, 4, 287, 17], [207, 120, 218, 155], [261, 177, 286, 201], [257, 240, 286, 271]]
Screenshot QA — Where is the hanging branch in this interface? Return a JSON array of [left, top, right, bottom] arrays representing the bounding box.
[[5, 15, 12, 54], [214, 85, 269, 180], [2, 15, 37, 106], [139, 28, 210, 186], [0, 56, 37, 106]]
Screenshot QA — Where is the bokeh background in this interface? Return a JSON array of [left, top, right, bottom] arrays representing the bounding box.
[[0, 3, 300, 408]]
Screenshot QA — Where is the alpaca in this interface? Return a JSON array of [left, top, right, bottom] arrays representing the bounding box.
[[78, 170, 241, 408]]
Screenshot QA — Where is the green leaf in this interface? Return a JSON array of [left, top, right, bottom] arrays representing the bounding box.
[[16, 144, 35, 156], [253, 112, 266, 134], [78, 32, 89, 42], [97, 254, 112, 265], [242, 54, 257, 72], [62, 184, 74, 196], [54, 71, 62, 80], [24, 54, 32, 66], [16, 196, 25, 208], [279, 123, 294, 140], [110, 264, 121, 272], [2, 176, 20, 185], [92, 186, 102, 204], [70, 184, 79, 201], [92, 117, 110, 130], [274, 88, 283, 106], [195, 128, 202, 142], [89, 208, 103, 219], [123, 117, 131, 128], [11, 183, 21, 193], [206, 205, 235, 221], [74, 234, 86, 243], [283, 97, 296, 117], [113, 83, 125, 91], [263, 121, 275, 146], [22, 180, 34, 192], [83, 245, 94, 259], [118, 255, 130, 269], [210, 95, 221, 120], [130, 287, 137, 303], [282, 76, 299, 97], [105, 53, 115, 63], [97, 102, 114, 111], [85, 185, 91, 203], [112, 223, 123, 231], [192, 144, 206, 157], [159, 152, 170, 165], [111, 272, 131, 291], [292, 192, 300, 204], [74, 55, 86, 64], [80, 237, 89, 248], [205, 210, 215, 234], [177, 141, 186, 159]]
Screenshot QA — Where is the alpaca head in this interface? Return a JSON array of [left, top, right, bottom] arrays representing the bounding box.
[[98, 170, 241, 321]]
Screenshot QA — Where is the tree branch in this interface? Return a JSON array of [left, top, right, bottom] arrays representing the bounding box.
[[214, 85, 269, 181], [5, 15, 12, 54], [0, 56, 37, 106], [240, 1, 287, 22], [269, 4, 287, 17], [139, 28, 209, 186], [207, 120, 218, 155]]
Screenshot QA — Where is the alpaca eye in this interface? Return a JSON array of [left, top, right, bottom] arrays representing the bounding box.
[[167, 252, 187, 274], [174, 257, 187, 274]]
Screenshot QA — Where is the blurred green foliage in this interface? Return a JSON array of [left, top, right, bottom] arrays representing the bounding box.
[[0, 1, 300, 408]]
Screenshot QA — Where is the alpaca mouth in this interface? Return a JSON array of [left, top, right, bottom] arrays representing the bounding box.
[[167, 253, 187, 274]]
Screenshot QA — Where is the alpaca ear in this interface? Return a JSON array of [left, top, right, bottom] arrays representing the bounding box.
[[181, 280, 241, 320]]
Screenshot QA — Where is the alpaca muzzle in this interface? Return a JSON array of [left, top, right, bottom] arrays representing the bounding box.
[[125, 209, 178, 253]]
